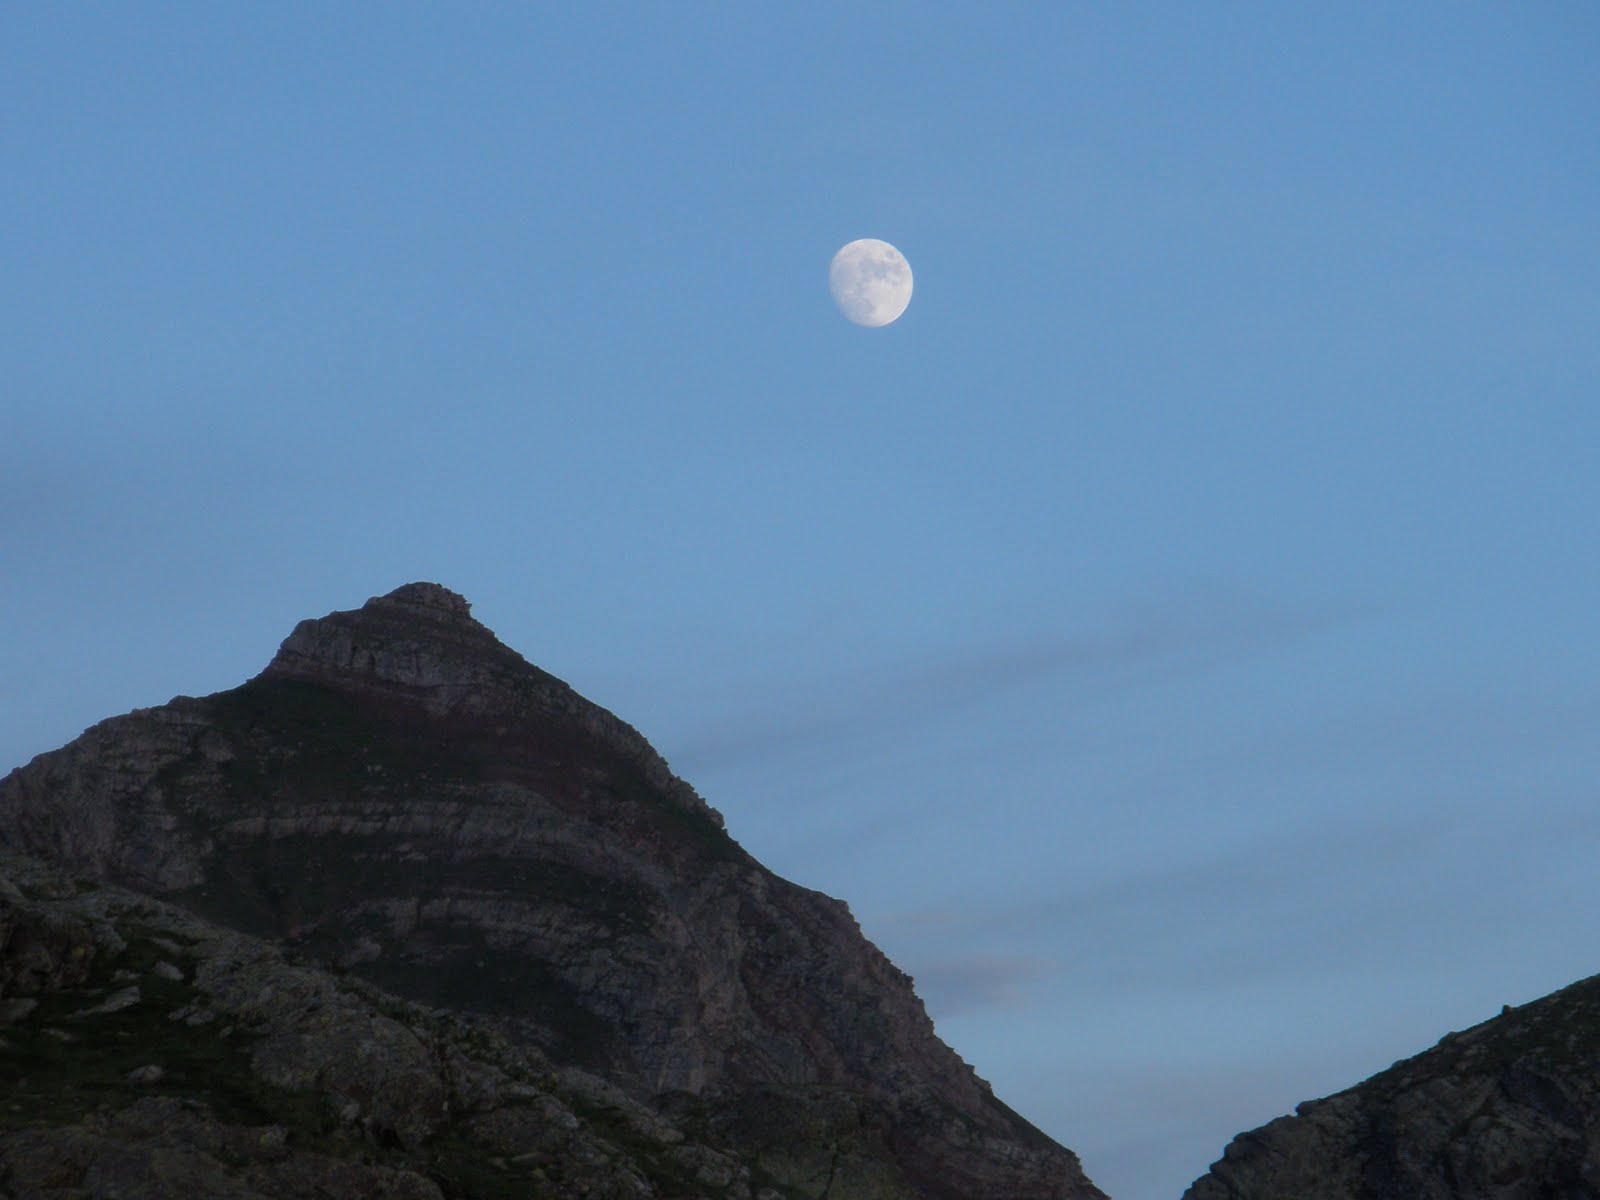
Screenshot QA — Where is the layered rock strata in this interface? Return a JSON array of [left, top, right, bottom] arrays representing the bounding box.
[[1, 582, 1102, 1200]]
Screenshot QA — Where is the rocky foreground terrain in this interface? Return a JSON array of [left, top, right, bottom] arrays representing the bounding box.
[[0, 583, 1101, 1200], [1182, 977, 1600, 1200], [0, 847, 775, 1199]]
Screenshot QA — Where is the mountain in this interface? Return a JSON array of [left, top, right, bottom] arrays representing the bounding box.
[[1183, 976, 1600, 1199], [0, 582, 1102, 1200]]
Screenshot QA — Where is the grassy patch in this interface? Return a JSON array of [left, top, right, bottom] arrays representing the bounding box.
[[0, 934, 330, 1138]]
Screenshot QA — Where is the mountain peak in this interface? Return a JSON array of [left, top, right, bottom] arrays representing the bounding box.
[[254, 582, 715, 825], [260, 581, 530, 702], [372, 580, 475, 618]]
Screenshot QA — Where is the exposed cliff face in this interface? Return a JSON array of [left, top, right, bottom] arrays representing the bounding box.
[[1183, 977, 1600, 1200], [0, 583, 1102, 1200]]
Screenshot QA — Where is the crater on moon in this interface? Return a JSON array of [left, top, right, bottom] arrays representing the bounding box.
[[829, 239, 913, 328]]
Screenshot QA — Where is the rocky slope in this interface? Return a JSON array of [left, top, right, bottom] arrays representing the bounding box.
[[0, 848, 771, 1199], [1183, 979, 1600, 1200], [0, 582, 1102, 1200]]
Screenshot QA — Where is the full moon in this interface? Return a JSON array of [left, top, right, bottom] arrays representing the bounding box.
[[829, 238, 913, 328]]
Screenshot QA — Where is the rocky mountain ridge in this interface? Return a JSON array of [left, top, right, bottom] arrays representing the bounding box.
[[1182, 976, 1600, 1200], [0, 582, 1102, 1200]]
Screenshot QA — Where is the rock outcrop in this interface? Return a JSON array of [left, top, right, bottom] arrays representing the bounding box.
[[1183, 978, 1600, 1200], [0, 848, 780, 1199], [0, 583, 1102, 1200]]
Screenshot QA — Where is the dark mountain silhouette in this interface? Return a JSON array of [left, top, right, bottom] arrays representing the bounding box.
[[1184, 976, 1600, 1199], [0, 582, 1103, 1200]]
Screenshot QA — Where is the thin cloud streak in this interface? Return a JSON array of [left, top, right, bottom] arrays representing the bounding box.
[[883, 799, 1600, 1016], [908, 954, 1055, 1019], [668, 594, 1365, 778], [877, 812, 1475, 1009]]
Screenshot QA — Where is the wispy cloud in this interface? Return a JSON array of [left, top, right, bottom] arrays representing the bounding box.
[[908, 954, 1055, 1019], [875, 811, 1463, 1007], [667, 591, 1363, 779]]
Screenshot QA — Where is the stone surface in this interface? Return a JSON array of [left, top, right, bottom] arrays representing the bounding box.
[[1184, 977, 1600, 1200], [0, 583, 1102, 1199], [0, 848, 841, 1199]]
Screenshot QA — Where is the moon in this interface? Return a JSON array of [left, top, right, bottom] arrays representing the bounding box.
[[829, 239, 913, 328]]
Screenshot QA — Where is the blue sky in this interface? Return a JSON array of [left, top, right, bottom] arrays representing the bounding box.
[[4, 6, 1597, 1197]]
